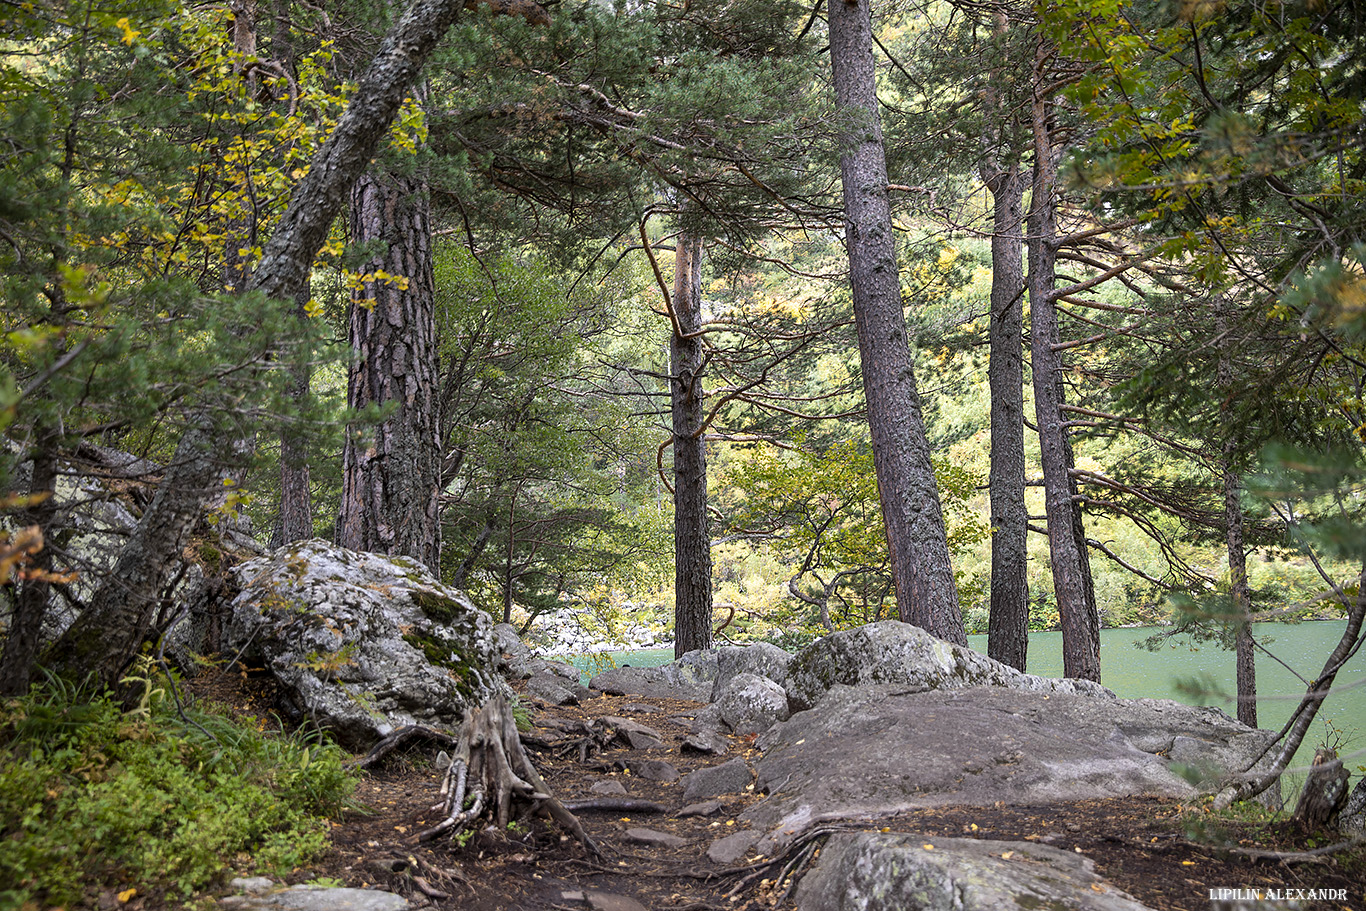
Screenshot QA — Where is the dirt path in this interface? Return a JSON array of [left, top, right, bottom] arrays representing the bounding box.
[[194, 671, 1364, 911]]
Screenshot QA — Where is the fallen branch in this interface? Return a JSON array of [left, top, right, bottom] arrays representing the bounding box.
[[561, 798, 669, 814], [1220, 835, 1366, 863]]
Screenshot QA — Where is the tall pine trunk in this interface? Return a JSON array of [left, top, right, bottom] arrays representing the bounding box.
[[1215, 304, 1256, 726], [1027, 43, 1100, 681], [671, 233, 713, 657], [276, 293, 314, 546], [1223, 452, 1257, 727], [984, 161, 1029, 671], [336, 169, 442, 572], [828, 0, 964, 645]]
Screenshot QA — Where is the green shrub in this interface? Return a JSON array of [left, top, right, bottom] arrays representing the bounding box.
[[0, 671, 355, 907]]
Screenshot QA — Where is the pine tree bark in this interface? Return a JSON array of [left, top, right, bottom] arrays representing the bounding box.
[[828, 0, 964, 645], [1217, 307, 1256, 727], [336, 169, 442, 572], [1223, 451, 1257, 727], [1027, 42, 1100, 681], [671, 233, 713, 657], [983, 161, 1029, 671]]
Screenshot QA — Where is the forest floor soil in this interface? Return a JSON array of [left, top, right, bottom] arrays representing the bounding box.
[[188, 668, 1366, 911]]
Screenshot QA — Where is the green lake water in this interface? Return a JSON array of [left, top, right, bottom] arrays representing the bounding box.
[[570, 620, 1366, 777]]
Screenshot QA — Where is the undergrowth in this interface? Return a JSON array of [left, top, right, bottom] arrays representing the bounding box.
[[0, 667, 355, 909]]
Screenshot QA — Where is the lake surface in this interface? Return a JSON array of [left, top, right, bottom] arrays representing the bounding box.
[[570, 620, 1366, 776]]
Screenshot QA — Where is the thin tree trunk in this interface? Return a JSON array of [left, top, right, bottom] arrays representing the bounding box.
[[1223, 450, 1257, 727], [983, 157, 1028, 671], [1216, 306, 1256, 727], [0, 439, 58, 695], [277, 295, 314, 546], [336, 169, 442, 572], [828, 0, 964, 645], [1027, 41, 1100, 681], [671, 233, 713, 657]]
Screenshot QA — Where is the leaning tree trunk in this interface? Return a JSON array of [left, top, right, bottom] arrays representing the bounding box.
[[336, 169, 442, 573], [1026, 42, 1100, 681], [671, 233, 714, 657], [1215, 562, 1366, 809], [828, 0, 965, 645], [47, 0, 550, 690], [983, 158, 1029, 672], [47, 418, 226, 685]]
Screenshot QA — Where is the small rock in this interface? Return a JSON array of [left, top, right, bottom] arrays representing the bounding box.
[[590, 779, 629, 796], [586, 891, 649, 911], [681, 729, 730, 756], [527, 673, 581, 706], [707, 830, 762, 864], [682, 758, 752, 801], [229, 878, 277, 895], [621, 703, 663, 714], [625, 827, 692, 848], [713, 672, 790, 736], [601, 716, 667, 751], [624, 758, 681, 782], [677, 799, 724, 818]]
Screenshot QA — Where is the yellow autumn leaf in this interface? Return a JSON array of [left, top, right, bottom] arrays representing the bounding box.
[[115, 17, 140, 45], [117, 888, 137, 902]]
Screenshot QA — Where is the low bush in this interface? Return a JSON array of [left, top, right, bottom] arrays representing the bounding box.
[[0, 667, 354, 908]]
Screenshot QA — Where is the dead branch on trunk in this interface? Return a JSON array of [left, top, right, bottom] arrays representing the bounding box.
[[415, 693, 602, 858]]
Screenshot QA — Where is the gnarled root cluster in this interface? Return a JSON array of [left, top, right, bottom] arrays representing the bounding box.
[[409, 693, 600, 857]]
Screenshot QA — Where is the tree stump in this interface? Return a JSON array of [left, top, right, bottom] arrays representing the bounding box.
[[1291, 747, 1349, 832], [413, 693, 600, 857]]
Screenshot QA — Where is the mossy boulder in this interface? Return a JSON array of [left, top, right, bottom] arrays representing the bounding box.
[[225, 539, 502, 749]]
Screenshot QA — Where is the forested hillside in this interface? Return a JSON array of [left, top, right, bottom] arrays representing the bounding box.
[[4, 0, 1366, 902], [4, 0, 1365, 721]]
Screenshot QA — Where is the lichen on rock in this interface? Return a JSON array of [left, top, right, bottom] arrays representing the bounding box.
[[225, 539, 503, 749]]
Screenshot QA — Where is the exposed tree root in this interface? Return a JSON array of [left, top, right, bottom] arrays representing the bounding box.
[[415, 693, 602, 858]]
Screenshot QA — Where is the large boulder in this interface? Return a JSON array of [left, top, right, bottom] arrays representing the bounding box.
[[589, 643, 793, 703], [711, 672, 790, 735], [784, 621, 1114, 711], [225, 540, 502, 749], [711, 643, 794, 698], [743, 684, 1275, 852], [794, 832, 1154, 911], [590, 650, 718, 701]]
